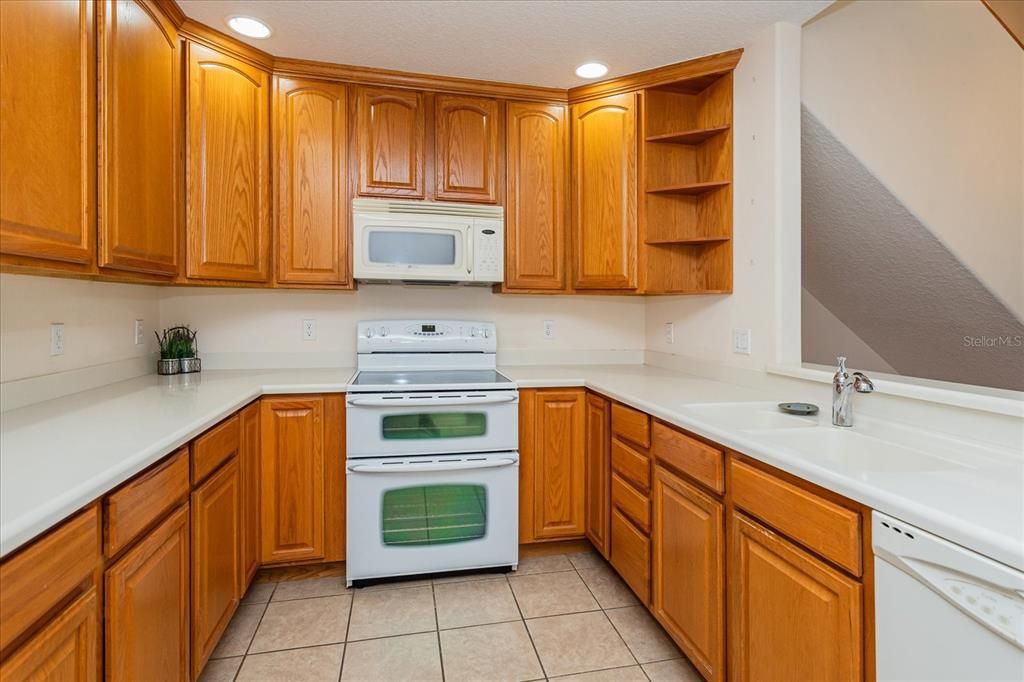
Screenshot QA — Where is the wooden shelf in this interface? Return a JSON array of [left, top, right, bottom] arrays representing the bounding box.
[[646, 235, 731, 245], [646, 125, 730, 145], [646, 180, 730, 196]]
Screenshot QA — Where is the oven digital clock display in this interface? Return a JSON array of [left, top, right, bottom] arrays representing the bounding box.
[[421, 324, 436, 333]]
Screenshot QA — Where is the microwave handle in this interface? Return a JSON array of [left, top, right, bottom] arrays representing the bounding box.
[[465, 224, 473, 276]]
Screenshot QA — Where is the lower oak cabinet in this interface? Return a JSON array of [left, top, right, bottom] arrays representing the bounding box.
[[105, 505, 190, 682], [651, 465, 724, 681], [0, 589, 100, 682], [728, 511, 863, 682], [584, 393, 611, 557], [239, 403, 261, 587]]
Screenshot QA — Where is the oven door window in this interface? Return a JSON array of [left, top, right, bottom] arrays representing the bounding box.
[[367, 229, 457, 266], [381, 484, 487, 545], [381, 412, 486, 440]]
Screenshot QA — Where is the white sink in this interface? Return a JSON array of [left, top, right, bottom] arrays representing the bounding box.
[[680, 401, 821, 431]]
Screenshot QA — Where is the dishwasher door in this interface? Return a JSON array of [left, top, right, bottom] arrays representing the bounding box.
[[873, 512, 1024, 682]]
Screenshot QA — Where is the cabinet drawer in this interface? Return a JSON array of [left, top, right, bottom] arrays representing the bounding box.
[[192, 414, 240, 484], [611, 403, 650, 448], [611, 472, 650, 533], [611, 438, 650, 492], [104, 448, 189, 556], [0, 507, 100, 653], [610, 508, 650, 604], [730, 459, 862, 575], [652, 422, 724, 494]]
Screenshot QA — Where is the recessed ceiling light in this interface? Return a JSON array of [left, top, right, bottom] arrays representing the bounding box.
[[226, 16, 272, 39], [575, 62, 609, 79]]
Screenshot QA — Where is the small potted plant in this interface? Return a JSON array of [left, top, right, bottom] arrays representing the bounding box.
[[155, 327, 181, 375], [177, 326, 201, 374], [155, 325, 201, 375]]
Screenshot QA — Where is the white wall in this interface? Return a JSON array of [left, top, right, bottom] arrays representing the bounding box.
[[158, 285, 645, 368]]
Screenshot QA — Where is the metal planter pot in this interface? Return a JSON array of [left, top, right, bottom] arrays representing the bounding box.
[[179, 357, 202, 374], [157, 358, 180, 375]]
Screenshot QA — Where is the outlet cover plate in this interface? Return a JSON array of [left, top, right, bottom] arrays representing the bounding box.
[[733, 328, 752, 355]]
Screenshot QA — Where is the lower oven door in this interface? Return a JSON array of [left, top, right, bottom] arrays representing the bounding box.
[[346, 451, 519, 583], [346, 391, 518, 458]]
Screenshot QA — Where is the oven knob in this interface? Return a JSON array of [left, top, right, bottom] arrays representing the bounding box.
[[365, 328, 375, 338], [379, 326, 388, 337], [481, 328, 490, 339], [470, 328, 478, 337]]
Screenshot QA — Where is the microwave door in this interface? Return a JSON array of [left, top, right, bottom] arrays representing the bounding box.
[[361, 223, 468, 278]]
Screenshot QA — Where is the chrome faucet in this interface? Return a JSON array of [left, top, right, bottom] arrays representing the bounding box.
[[832, 356, 874, 427]]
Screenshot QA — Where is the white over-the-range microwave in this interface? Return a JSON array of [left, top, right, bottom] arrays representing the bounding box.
[[352, 198, 504, 284]]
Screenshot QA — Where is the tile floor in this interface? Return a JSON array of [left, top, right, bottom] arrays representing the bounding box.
[[199, 550, 704, 682]]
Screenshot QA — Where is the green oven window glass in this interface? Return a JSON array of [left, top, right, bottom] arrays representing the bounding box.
[[381, 412, 486, 440], [381, 484, 487, 546]]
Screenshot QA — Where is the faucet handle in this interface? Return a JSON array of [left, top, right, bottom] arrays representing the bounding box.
[[852, 372, 874, 393]]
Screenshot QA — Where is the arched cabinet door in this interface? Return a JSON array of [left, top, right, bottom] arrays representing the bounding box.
[[505, 102, 568, 290], [355, 86, 425, 198], [570, 93, 638, 290], [185, 41, 270, 282], [435, 95, 500, 203]]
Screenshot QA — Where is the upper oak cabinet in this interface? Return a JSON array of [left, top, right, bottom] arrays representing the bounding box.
[[0, 0, 96, 267], [355, 86, 426, 198], [185, 42, 271, 282], [274, 77, 350, 286], [504, 102, 568, 291], [571, 93, 638, 290], [98, 0, 179, 277], [435, 95, 500, 203]]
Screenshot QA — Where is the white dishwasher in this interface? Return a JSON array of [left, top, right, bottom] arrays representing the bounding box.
[[873, 512, 1024, 681]]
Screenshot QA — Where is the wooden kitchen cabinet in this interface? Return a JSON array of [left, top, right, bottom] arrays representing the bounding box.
[[729, 511, 863, 682], [504, 102, 569, 291], [435, 95, 500, 203], [355, 86, 426, 198], [191, 458, 241, 679], [185, 41, 270, 282], [0, 0, 96, 267], [523, 389, 586, 540], [105, 504, 190, 682], [571, 93, 638, 290], [584, 392, 611, 557], [652, 465, 724, 681], [239, 402, 261, 588], [0, 589, 99, 682], [98, 0, 179, 277], [274, 77, 351, 286]]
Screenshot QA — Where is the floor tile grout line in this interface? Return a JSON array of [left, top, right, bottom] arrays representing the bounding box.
[[337, 584, 356, 682], [508, 566, 548, 680], [574, 561, 646, 672], [432, 580, 446, 682]]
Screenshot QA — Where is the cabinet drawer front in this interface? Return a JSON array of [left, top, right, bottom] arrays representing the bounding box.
[[611, 472, 650, 533], [652, 422, 724, 494], [104, 448, 189, 556], [611, 403, 650, 448], [730, 459, 862, 575], [192, 414, 240, 484], [610, 508, 650, 604], [611, 438, 650, 492], [0, 507, 100, 653]]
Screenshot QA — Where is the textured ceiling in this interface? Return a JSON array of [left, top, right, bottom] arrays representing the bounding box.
[[177, 0, 829, 88]]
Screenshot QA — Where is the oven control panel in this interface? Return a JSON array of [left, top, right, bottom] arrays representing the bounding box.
[[357, 320, 497, 353]]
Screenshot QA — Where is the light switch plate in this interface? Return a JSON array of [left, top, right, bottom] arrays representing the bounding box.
[[542, 320, 555, 340], [134, 319, 144, 346], [663, 322, 674, 344], [732, 328, 752, 355], [50, 323, 64, 356]]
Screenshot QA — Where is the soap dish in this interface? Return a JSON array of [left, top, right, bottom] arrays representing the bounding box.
[[778, 402, 819, 416]]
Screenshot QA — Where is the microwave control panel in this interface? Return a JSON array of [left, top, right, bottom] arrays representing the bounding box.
[[473, 222, 504, 282]]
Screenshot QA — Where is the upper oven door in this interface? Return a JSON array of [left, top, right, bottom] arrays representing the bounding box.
[[346, 391, 519, 458], [353, 215, 471, 281]]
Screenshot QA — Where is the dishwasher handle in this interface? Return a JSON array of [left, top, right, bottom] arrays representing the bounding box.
[[348, 458, 517, 474]]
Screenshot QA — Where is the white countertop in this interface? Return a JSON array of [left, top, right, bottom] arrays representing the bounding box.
[[3, 364, 1021, 573]]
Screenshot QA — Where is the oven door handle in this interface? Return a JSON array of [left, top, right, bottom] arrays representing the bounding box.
[[348, 458, 517, 474], [347, 395, 517, 407]]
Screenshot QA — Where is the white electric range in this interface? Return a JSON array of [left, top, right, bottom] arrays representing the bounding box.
[[345, 320, 519, 585]]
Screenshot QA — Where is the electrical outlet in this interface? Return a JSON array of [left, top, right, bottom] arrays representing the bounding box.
[[50, 323, 64, 356], [302, 319, 317, 341], [134, 319, 144, 346], [542, 320, 555, 341], [733, 328, 752, 355], [663, 322, 674, 344]]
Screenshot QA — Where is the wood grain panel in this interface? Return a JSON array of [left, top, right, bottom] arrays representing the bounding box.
[[651, 421, 723, 494], [322, 395, 347, 562], [652, 465, 724, 682], [355, 86, 425, 197], [611, 438, 650, 493], [505, 101, 568, 291], [191, 458, 241, 679], [239, 402, 261, 587], [610, 507, 650, 604], [518, 389, 537, 544], [532, 390, 586, 539], [0, 588, 99, 682], [191, 414, 241, 484], [185, 41, 270, 282], [571, 93, 637, 290], [435, 95, 500, 202], [105, 504, 189, 682], [98, 0, 180, 276], [611, 472, 650, 533], [611, 403, 650, 448], [274, 77, 350, 285], [584, 392, 611, 557], [730, 458, 862, 575], [0, 507, 100, 654], [104, 447, 189, 557], [260, 396, 326, 564], [0, 0, 96, 266], [729, 512, 862, 682]]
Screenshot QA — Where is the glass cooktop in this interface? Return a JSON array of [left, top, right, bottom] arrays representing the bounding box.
[[351, 369, 513, 388]]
